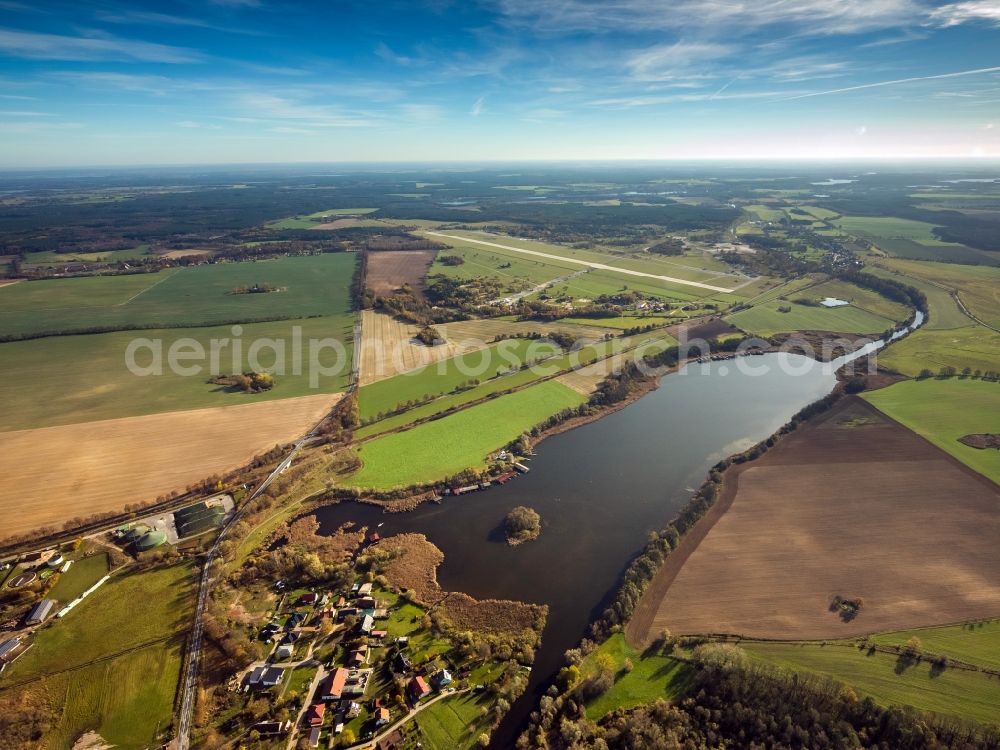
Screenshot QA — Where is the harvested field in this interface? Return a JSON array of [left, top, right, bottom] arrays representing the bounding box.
[[358, 310, 608, 386], [556, 359, 615, 395], [375, 533, 545, 635], [629, 397, 1000, 644], [0, 392, 343, 539], [367, 250, 436, 298]]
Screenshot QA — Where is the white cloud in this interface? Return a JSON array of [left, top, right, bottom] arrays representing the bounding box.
[[856, 125, 868, 135], [929, 1, 1000, 27], [399, 103, 443, 122], [626, 41, 733, 81], [470, 95, 486, 116], [0, 28, 203, 63], [497, 0, 921, 36], [0, 109, 51, 116]]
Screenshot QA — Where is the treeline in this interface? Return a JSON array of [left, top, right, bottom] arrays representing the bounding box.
[[528, 662, 999, 750]]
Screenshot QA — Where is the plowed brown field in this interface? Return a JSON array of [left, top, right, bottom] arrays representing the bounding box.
[[366, 250, 436, 298], [0, 392, 343, 538], [628, 397, 1000, 644]]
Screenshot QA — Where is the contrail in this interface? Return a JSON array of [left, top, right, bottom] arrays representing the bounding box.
[[779, 66, 1000, 101], [709, 76, 740, 100]]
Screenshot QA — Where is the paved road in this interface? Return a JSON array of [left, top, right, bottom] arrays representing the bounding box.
[[427, 231, 738, 294]]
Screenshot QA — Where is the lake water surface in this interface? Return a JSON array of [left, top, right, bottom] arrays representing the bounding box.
[[314, 351, 858, 745]]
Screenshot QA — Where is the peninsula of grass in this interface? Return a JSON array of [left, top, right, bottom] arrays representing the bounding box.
[[346, 380, 585, 490], [726, 298, 896, 337], [863, 379, 1000, 483]]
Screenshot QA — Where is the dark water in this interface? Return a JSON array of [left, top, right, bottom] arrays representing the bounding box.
[[314, 353, 840, 746]]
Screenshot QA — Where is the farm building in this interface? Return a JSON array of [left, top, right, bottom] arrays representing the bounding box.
[[25, 598, 55, 625], [135, 530, 167, 551], [308, 728, 321, 747], [357, 582, 373, 596], [376, 729, 404, 750], [275, 643, 293, 660], [173, 501, 225, 538], [358, 614, 374, 634], [0, 636, 22, 663]]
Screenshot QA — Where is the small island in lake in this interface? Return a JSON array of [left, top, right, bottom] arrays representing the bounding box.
[[505, 505, 541, 545]]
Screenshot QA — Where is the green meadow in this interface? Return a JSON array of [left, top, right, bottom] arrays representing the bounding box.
[[416, 692, 499, 750], [871, 620, 1000, 671], [863, 378, 1000, 483], [265, 207, 378, 229], [48, 553, 109, 603], [0, 563, 196, 749], [742, 641, 1000, 727], [877, 325, 1000, 377], [727, 300, 896, 337], [0, 253, 357, 338], [358, 338, 561, 421], [347, 380, 585, 489], [0, 314, 355, 430]]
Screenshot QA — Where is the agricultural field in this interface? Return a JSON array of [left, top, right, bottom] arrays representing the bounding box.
[[870, 619, 1000, 670], [358, 338, 561, 421], [831, 215, 991, 264], [264, 207, 378, 229], [632, 397, 1000, 643], [346, 380, 586, 489], [0, 253, 357, 338], [358, 311, 608, 386], [0, 563, 196, 749], [0, 315, 354, 431], [864, 265, 969, 330], [742, 640, 1000, 727], [0, 392, 341, 538], [863, 379, 1000, 483], [879, 258, 1000, 328], [19, 246, 154, 266], [878, 324, 1000, 376], [367, 249, 436, 298]]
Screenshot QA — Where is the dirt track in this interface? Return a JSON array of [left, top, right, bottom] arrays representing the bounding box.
[[0, 392, 342, 538], [627, 397, 1000, 644]]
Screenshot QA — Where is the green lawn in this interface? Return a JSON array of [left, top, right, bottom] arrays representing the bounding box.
[[579, 634, 692, 720], [0, 563, 196, 749], [0, 313, 355, 430], [47, 552, 109, 603], [742, 641, 1000, 727], [358, 339, 561, 421], [0, 253, 357, 338], [863, 379, 1000, 483], [416, 692, 496, 750], [798, 279, 911, 321], [871, 620, 1000, 671], [347, 381, 585, 489]]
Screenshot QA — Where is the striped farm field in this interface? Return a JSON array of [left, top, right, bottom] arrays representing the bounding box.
[[347, 381, 585, 490]]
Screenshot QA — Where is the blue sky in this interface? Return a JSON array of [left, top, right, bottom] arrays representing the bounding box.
[[0, 0, 998, 166]]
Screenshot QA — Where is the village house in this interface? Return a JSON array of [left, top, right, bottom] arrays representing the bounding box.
[[320, 668, 349, 701], [407, 675, 430, 702], [251, 720, 290, 737], [305, 702, 325, 727]]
